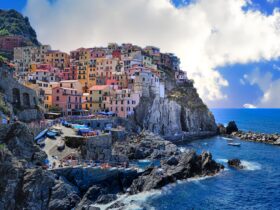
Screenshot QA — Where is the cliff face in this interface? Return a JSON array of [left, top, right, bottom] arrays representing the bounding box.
[[0, 9, 39, 45], [134, 79, 217, 139], [0, 64, 44, 122], [0, 123, 80, 210]]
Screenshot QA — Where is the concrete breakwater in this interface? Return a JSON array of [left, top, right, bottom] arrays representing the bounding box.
[[231, 131, 280, 145]]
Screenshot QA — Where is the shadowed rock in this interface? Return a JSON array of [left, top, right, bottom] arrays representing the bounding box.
[[228, 159, 244, 169]]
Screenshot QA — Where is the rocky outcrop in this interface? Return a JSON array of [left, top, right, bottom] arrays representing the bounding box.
[[231, 131, 280, 145], [134, 82, 217, 140], [113, 131, 180, 160], [226, 121, 238, 134], [227, 159, 244, 169], [0, 123, 224, 209], [0, 122, 80, 210], [129, 150, 224, 194]]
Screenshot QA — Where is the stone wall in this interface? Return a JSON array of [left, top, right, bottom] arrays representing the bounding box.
[[0, 66, 39, 108], [0, 65, 43, 122], [111, 129, 127, 142], [81, 134, 112, 161]]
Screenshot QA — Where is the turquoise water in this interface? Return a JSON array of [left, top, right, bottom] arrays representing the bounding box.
[[71, 124, 89, 130], [143, 109, 280, 210]]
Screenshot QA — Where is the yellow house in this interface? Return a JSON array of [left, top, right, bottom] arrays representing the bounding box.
[[88, 85, 110, 113], [72, 48, 92, 88], [45, 50, 70, 69]]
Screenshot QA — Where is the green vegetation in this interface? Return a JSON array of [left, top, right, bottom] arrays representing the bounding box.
[[0, 29, 9, 36], [0, 9, 39, 45], [167, 84, 207, 110], [0, 95, 10, 116], [49, 106, 63, 113], [0, 55, 7, 63]]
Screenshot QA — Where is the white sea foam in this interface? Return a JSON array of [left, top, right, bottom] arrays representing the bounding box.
[[91, 190, 161, 210], [241, 160, 262, 171], [179, 147, 187, 152], [216, 158, 228, 163], [90, 172, 223, 209]]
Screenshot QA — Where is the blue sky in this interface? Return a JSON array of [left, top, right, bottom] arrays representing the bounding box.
[[1, 0, 280, 108]]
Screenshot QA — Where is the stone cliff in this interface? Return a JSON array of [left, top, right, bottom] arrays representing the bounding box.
[[0, 63, 44, 122], [134, 77, 217, 140], [0, 123, 80, 210]]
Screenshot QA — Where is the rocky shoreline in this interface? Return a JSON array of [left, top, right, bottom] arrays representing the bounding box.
[[0, 123, 224, 210], [230, 131, 280, 145]]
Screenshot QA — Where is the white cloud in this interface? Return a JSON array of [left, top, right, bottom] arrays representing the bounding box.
[[243, 103, 257, 108], [24, 0, 280, 104], [273, 64, 280, 71], [245, 68, 280, 107]]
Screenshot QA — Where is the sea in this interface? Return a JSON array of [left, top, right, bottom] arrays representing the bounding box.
[[117, 109, 280, 210]]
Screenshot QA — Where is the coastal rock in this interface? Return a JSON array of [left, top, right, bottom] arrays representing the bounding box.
[[231, 130, 280, 145], [113, 131, 180, 160], [129, 150, 223, 194], [274, 138, 280, 145], [226, 121, 238, 134], [0, 122, 81, 210], [228, 159, 244, 169], [134, 82, 217, 139], [0, 122, 47, 165], [76, 185, 103, 209], [96, 194, 117, 204], [217, 124, 226, 135], [166, 156, 179, 166]]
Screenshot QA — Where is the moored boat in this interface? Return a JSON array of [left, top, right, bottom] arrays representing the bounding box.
[[228, 142, 241, 146], [34, 129, 48, 141], [46, 131, 57, 139]]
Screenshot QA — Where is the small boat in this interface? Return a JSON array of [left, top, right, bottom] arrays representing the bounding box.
[[46, 131, 57, 139], [34, 129, 48, 141], [228, 142, 241, 146], [49, 129, 60, 136]]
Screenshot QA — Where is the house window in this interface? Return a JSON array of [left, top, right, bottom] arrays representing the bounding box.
[[56, 96, 59, 101], [56, 89, 59, 93]]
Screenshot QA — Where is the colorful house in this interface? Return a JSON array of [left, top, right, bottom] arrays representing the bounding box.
[[45, 50, 70, 70], [52, 87, 82, 116], [105, 88, 140, 118], [88, 85, 111, 113]]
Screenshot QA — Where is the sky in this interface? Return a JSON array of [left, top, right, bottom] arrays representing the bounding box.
[[1, 0, 280, 108]]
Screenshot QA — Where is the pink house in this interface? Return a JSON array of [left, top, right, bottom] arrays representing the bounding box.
[[52, 87, 82, 116], [105, 88, 140, 118], [62, 66, 77, 80]]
